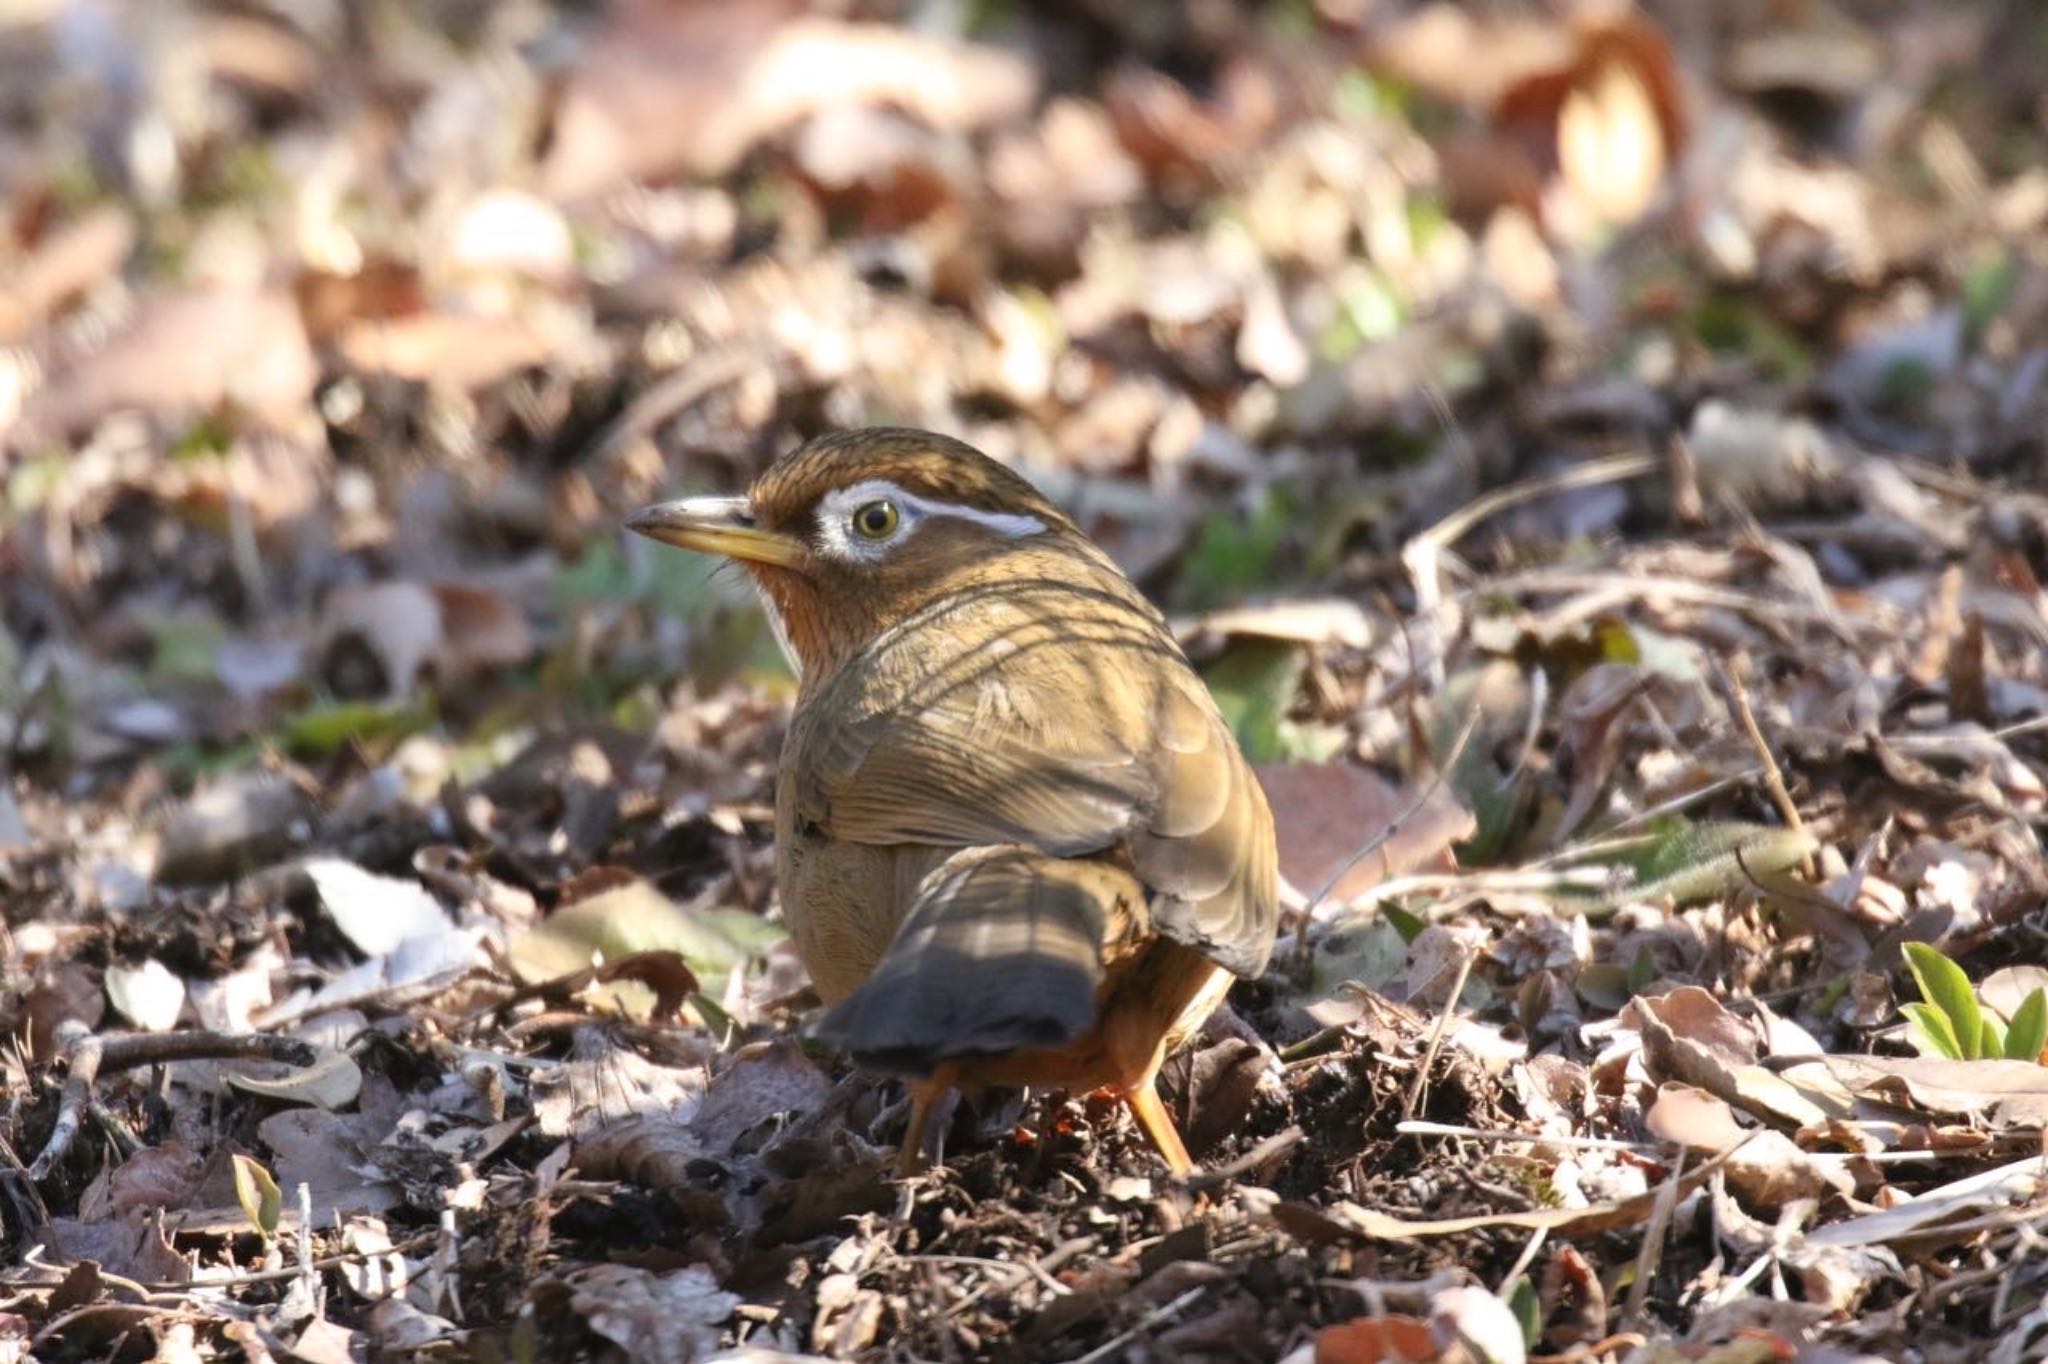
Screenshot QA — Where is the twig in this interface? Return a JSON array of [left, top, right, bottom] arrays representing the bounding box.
[[586, 351, 755, 473], [1413, 451, 1662, 555], [1498, 1226, 1548, 1297], [1620, 1150, 1687, 1332], [1292, 698, 1485, 965], [1058, 1286, 1207, 1364], [96, 1031, 316, 1071], [1464, 570, 1853, 634], [1401, 947, 1475, 1123], [0, 1131, 51, 1244], [1395, 1120, 1953, 1163], [1187, 1125, 1306, 1189], [27, 1023, 102, 1180], [1718, 662, 1814, 879], [29, 1027, 316, 1179]]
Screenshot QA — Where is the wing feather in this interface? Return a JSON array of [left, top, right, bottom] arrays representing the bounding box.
[[788, 571, 1277, 976]]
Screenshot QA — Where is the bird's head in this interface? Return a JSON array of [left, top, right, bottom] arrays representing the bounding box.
[[627, 428, 1082, 680]]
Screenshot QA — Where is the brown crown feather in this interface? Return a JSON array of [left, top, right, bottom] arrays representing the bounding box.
[[748, 428, 1070, 535]]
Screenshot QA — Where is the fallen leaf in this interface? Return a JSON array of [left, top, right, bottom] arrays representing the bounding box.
[[1257, 763, 1474, 903], [302, 858, 450, 959], [336, 314, 555, 389], [1785, 1054, 2048, 1128], [104, 960, 185, 1032], [509, 877, 784, 1010], [255, 1109, 403, 1224], [689, 1039, 832, 1155], [228, 1050, 364, 1111], [546, 9, 1034, 198], [1806, 1155, 2046, 1248], [1314, 1314, 1440, 1364], [565, 1264, 737, 1364], [1627, 989, 1842, 1129], [0, 204, 133, 341], [18, 286, 316, 436], [1644, 1082, 1746, 1151], [1430, 1285, 1526, 1364]]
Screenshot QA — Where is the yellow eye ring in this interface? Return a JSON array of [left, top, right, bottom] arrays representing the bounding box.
[[851, 500, 900, 540]]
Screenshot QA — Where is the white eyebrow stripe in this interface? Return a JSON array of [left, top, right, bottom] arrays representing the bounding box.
[[813, 478, 1047, 558]]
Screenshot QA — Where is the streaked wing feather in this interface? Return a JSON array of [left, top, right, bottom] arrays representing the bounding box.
[[791, 574, 1278, 976]]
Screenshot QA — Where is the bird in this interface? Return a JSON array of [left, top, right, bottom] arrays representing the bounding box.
[[626, 427, 1277, 1175]]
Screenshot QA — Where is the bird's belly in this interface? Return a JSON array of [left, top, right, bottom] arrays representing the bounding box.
[[777, 832, 910, 1005]]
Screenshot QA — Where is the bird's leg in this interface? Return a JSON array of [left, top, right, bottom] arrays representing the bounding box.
[[1121, 1051, 1193, 1178], [897, 1063, 959, 1176]]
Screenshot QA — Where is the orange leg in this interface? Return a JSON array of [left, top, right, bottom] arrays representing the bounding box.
[[1124, 1076, 1193, 1178], [897, 1064, 959, 1176]]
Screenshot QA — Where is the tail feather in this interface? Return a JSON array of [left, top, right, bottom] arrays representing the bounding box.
[[812, 845, 1139, 1074]]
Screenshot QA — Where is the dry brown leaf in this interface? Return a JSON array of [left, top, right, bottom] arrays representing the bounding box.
[[228, 1051, 364, 1111], [1313, 1313, 1444, 1364], [0, 204, 133, 341], [546, 8, 1033, 199], [1644, 1082, 1746, 1151], [1181, 599, 1375, 651], [19, 286, 316, 436], [1106, 61, 1276, 191], [1786, 1055, 2048, 1129], [1257, 763, 1473, 903], [689, 1039, 832, 1156], [1627, 989, 1842, 1130], [1364, 5, 1575, 111], [565, 1264, 738, 1364], [1492, 12, 1688, 231], [1805, 1155, 2046, 1249], [335, 314, 554, 390], [108, 1143, 206, 1215]]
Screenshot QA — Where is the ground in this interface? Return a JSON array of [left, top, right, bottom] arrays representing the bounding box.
[[3, 1, 2048, 1361]]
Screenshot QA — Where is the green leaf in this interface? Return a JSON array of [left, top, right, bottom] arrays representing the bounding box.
[[232, 1153, 282, 1238], [2005, 988, 2048, 1063], [1963, 247, 2018, 348], [1202, 639, 1303, 765], [281, 697, 433, 758], [1177, 488, 1293, 611], [1981, 1014, 2006, 1060], [1903, 942, 1984, 1060], [1505, 1275, 1543, 1350], [1901, 1002, 1962, 1061], [1380, 901, 1426, 944]]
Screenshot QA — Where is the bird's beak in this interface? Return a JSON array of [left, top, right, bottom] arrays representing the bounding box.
[[624, 496, 805, 569]]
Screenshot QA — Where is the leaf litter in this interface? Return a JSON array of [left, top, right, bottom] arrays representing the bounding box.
[[2, 0, 2048, 1360]]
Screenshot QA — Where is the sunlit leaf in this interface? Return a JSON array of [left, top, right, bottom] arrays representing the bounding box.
[[232, 1153, 282, 1238], [1903, 942, 1983, 1061], [2005, 989, 2048, 1064], [1901, 1002, 1962, 1061]]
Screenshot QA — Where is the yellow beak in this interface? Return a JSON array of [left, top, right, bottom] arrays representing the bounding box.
[[624, 496, 805, 569]]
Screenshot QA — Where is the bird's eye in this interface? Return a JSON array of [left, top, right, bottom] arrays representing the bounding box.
[[851, 500, 900, 540]]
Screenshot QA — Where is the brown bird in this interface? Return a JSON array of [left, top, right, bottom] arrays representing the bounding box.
[[627, 428, 1277, 1175]]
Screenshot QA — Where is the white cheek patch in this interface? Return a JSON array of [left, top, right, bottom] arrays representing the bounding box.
[[812, 479, 1047, 563]]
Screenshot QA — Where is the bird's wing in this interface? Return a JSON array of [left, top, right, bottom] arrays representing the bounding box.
[[789, 576, 1277, 977]]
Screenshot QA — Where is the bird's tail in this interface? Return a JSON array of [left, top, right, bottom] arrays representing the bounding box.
[[811, 845, 1139, 1073]]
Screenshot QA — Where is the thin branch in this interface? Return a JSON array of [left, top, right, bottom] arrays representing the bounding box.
[[1186, 1125, 1306, 1189], [29, 1028, 317, 1179], [1402, 947, 1476, 1123], [1719, 662, 1814, 878]]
